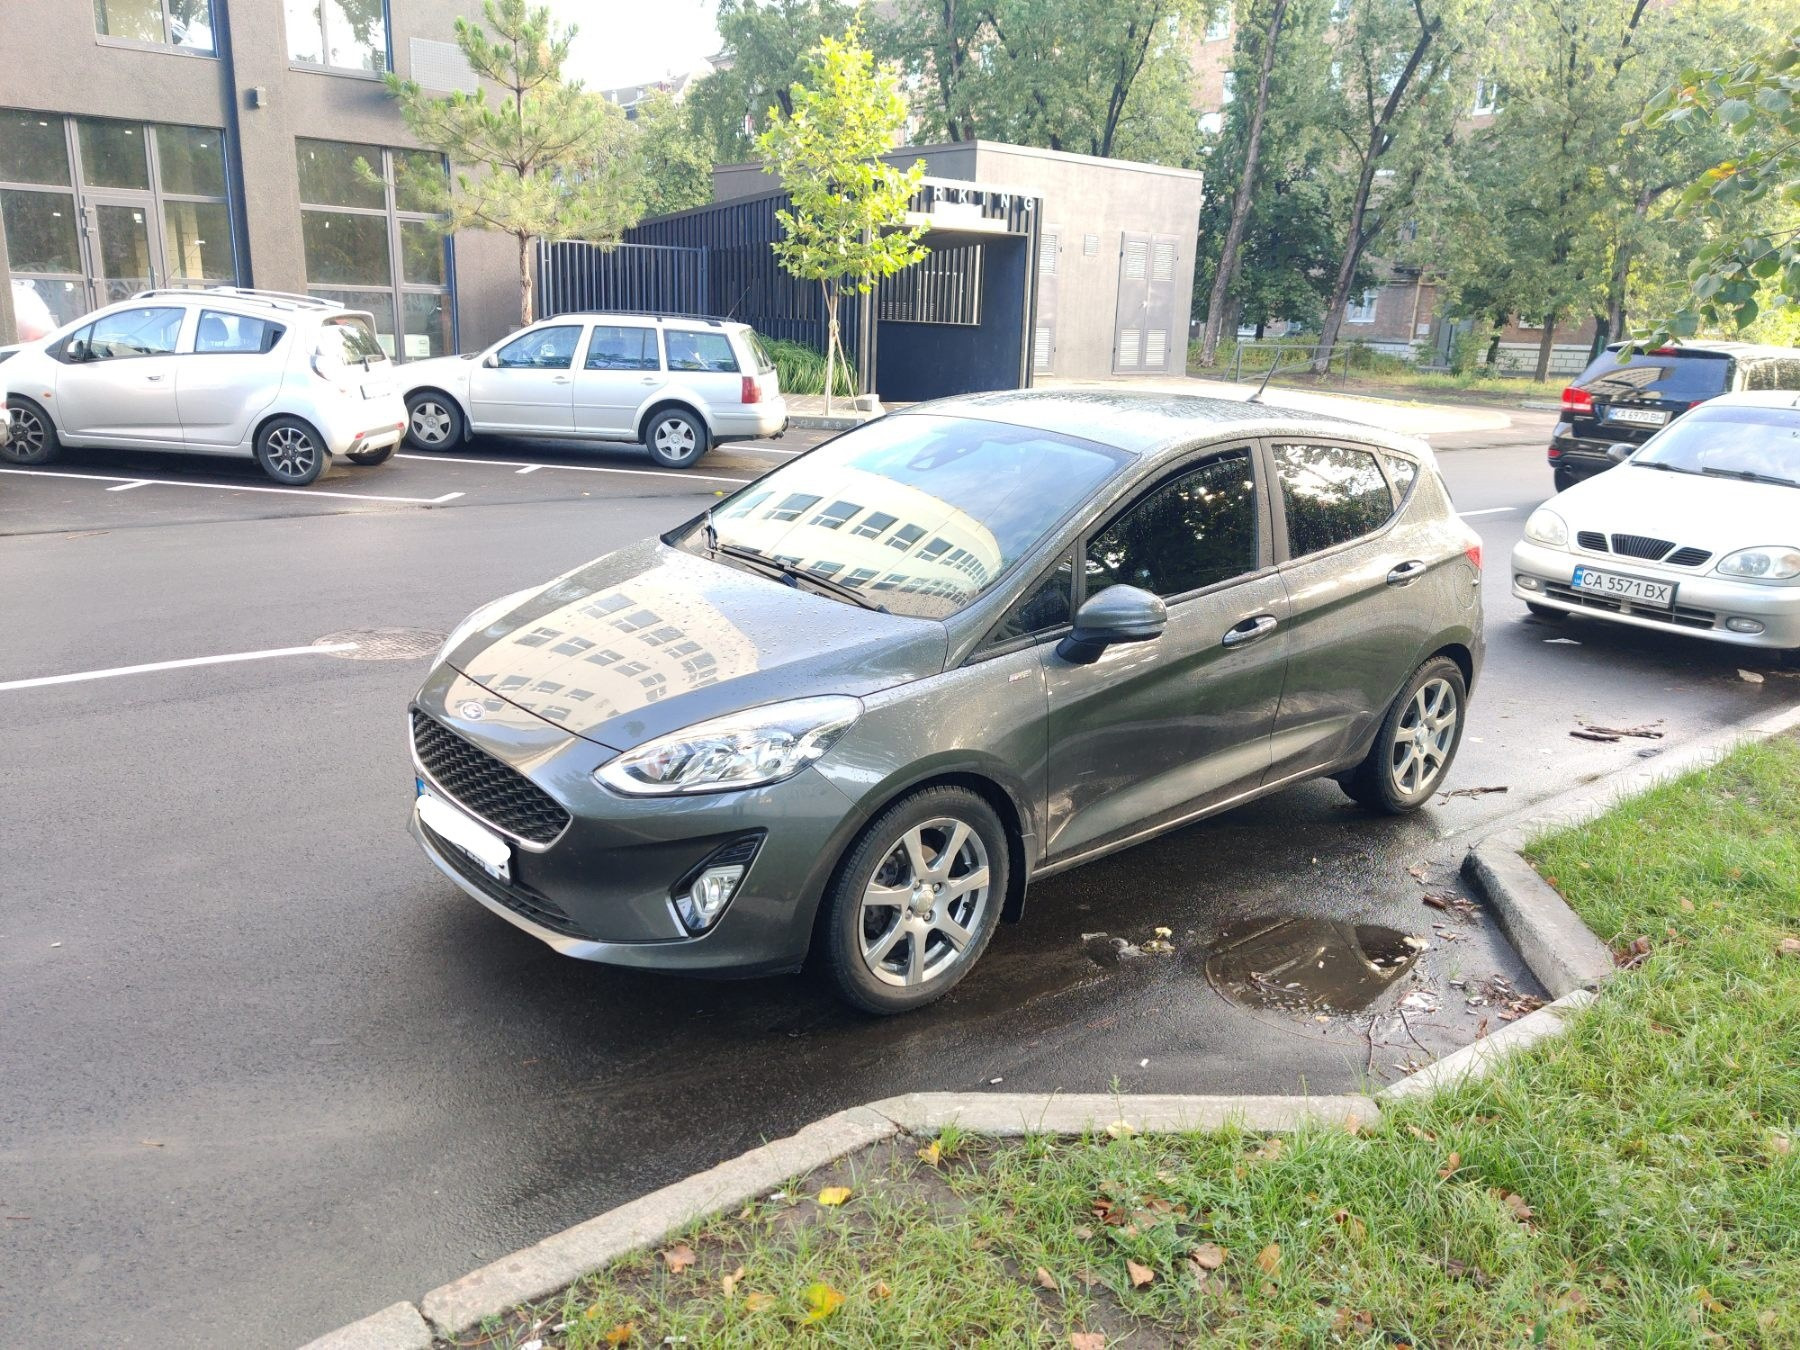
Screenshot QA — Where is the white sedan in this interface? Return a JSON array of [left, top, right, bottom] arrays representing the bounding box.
[[1511, 390, 1800, 655]]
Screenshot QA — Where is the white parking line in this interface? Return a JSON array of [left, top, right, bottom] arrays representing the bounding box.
[[1459, 507, 1514, 517], [0, 467, 463, 505], [394, 453, 750, 485], [0, 643, 357, 693]]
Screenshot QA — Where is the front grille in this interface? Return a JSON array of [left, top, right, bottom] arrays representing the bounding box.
[[422, 819, 591, 938], [1544, 582, 1717, 631], [1610, 533, 1675, 561], [1576, 531, 1609, 552], [1665, 546, 1712, 568], [411, 710, 571, 845]]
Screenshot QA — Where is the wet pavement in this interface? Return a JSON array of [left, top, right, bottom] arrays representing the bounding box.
[[2, 413, 1788, 1346]]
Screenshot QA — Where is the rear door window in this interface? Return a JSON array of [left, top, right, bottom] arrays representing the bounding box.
[[1275, 442, 1395, 557], [196, 311, 284, 355], [584, 325, 659, 371], [1574, 349, 1731, 402], [666, 329, 739, 373]]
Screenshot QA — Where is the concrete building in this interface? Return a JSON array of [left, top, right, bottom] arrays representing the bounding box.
[[0, 0, 516, 353]]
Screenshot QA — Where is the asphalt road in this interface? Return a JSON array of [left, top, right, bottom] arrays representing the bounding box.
[[1, 410, 1786, 1347]]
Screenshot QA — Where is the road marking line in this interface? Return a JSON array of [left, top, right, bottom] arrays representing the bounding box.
[[514, 464, 541, 475], [394, 453, 750, 485], [1459, 507, 1514, 517], [0, 643, 358, 693], [106, 480, 150, 491], [0, 467, 463, 505]]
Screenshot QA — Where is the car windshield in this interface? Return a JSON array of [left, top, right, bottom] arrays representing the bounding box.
[[680, 414, 1132, 620], [316, 316, 388, 366], [1575, 348, 1731, 401], [1633, 406, 1800, 483]]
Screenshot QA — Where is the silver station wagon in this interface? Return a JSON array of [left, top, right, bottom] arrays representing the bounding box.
[[409, 392, 1485, 1013]]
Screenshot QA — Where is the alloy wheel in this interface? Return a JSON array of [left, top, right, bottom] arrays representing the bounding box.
[[265, 425, 319, 481], [1390, 677, 1458, 796], [410, 400, 451, 446], [858, 817, 993, 988], [652, 416, 696, 459], [8, 404, 48, 462]]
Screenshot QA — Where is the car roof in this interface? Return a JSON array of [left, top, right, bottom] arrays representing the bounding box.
[[897, 389, 1428, 459], [1691, 390, 1800, 412], [125, 288, 361, 321], [537, 311, 746, 329], [1605, 340, 1800, 361]]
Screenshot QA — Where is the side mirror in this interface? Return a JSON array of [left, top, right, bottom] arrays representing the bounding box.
[[1056, 584, 1167, 665], [66, 339, 89, 362], [1606, 442, 1636, 464], [482, 352, 499, 368]]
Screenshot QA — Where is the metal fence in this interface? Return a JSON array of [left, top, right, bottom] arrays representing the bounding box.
[[537, 240, 708, 318], [1227, 340, 1357, 383]]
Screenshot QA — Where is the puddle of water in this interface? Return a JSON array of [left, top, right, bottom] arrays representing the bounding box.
[[1205, 917, 1424, 1015]]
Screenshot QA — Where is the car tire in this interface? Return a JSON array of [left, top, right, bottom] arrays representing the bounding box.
[[820, 786, 1009, 1015], [2, 397, 62, 466], [405, 391, 463, 451], [1553, 466, 1577, 493], [645, 407, 709, 469], [1525, 601, 1566, 621], [1340, 656, 1469, 815], [253, 416, 328, 486], [346, 443, 395, 466]]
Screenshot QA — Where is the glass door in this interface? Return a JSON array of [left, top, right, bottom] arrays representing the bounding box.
[[86, 198, 165, 306]]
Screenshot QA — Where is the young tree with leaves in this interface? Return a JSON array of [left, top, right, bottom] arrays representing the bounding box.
[[385, 0, 637, 326], [757, 30, 929, 411], [631, 90, 716, 219]]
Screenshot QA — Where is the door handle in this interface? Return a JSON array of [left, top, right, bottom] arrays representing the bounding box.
[[1221, 614, 1279, 648], [641, 376, 661, 385], [1387, 560, 1428, 586], [146, 373, 165, 382], [551, 375, 570, 384]]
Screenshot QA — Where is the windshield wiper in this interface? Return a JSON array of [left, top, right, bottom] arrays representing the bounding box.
[[1699, 466, 1800, 489], [714, 543, 889, 612], [1635, 460, 1698, 475]]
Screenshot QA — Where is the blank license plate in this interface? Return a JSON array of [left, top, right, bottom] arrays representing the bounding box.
[[1606, 406, 1668, 427], [1571, 566, 1674, 608], [363, 381, 395, 400], [417, 783, 511, 882]]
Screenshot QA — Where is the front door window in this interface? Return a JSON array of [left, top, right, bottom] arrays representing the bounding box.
[[1085, 448, 1259, 598]]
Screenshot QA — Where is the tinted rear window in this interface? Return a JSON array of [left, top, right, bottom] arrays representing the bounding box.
[[1575, 349, 1729, 401]]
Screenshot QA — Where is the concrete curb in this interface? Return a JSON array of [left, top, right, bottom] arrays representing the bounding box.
[[300, 703, 1800, 1348]]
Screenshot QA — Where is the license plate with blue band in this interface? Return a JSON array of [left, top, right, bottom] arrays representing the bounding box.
[[1571, 566, 1674, 608], [416, 779, 512, 882]]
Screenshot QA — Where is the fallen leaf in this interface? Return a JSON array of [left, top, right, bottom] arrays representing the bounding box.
[[802, 1282, 845, 1323], [1778, 938, 1800, 959], [1255, 1243, 1281, 1276], [1331, 1309, 1375, 1335], [1769, 1133, 1791, 1157], [917, 1140, 942, 1166], [1072, 1224, 1095, 1240], [871, 1280, 893, 1300], [1502, 1192, 1534, 1223], [1105, 1120, 1137, 1140], [1330, 1208, 1367, 1241], [817, 1186, 852, 1207], [1190, 1242, 1227, 1269], [660, 1243, 696, 1274], [1679, 898, 1695, 912], [1438, 1151, 1462, 1180], [1253, 1137, 1284, 1161], [743, 1292, 776, 1312], [1343, 1113, 1363, 1135], [1036, 1265, 1058, 1290], [1739, 669, 1765, 683], [1405, 1124, 1437, 1142], [721, 1264, 745, 1297], [1696, 1285, 1725, 1313], [1070, 1334, 1106, 1350], [602, 1323, 635, 1347], [1126, 1258, 1156, 1288], [1075, 1267, 1101, 1287]]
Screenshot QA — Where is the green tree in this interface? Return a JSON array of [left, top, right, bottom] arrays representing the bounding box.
[[757, 29, 929, 410], [1637, 23, 1800, 345], [686, 0, 856, 164], [385, 0, 638, 325], [631, 90, 715, 218]]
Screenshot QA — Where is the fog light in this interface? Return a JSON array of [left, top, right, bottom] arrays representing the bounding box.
[[676, 865, 744, 932], [1516, 574, 1542, 592], [1725, 617, 1765, 635]]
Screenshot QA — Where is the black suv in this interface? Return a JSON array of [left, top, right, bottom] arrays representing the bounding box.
[[1548, 341, 1800, 490]]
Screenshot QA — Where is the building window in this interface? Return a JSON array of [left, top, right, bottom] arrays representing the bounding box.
[[296, 137, 452, 358], [1471, 79, 1498, 116], [1198, 111, 1224, 136], [0, 108, 235, 335], [286, 0, 390, 74], [1221, 73, 1237, 105], [1346, 289, 1378, 324], [95, 0, 215, 54], [1205, 7, 1231, 41]]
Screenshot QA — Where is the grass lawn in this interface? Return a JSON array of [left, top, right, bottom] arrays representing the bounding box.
[[468, 738, 1800, 1348], [1187, 341, 1565, 406]]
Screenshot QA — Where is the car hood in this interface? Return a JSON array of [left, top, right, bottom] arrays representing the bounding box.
[[1554, 465, 1800, 554], [400, 352, 477, 387], [447, 539, 948, 750]]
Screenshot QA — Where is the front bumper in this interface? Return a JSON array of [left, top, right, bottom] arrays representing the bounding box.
[[407, 667, 868, 974], [1511, 538, 1800, 649]]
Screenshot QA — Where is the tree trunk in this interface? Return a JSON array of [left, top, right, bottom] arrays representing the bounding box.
[[1201, 0, 1291, 368], [1314, 155, 1378, 372], [822, 282, 837, 416], [1533, 310, 1559, 383], [517, 234, 535, 327]]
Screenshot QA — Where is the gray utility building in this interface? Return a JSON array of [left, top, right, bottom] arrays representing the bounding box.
[[0, 0, 515, 353], [712, 141, 1205, 389]]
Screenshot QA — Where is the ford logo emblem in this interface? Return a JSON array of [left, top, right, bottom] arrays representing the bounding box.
[[458, 700, 486, 720]]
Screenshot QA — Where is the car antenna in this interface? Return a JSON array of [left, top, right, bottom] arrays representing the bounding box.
[[1245, 350, 1285, 405]]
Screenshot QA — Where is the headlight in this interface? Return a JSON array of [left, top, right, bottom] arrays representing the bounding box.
[[1523, 508, 1569, 548], [434, 587, 538, 665], [1715, 547, 1800, 581], [595, 695, 861, 796]]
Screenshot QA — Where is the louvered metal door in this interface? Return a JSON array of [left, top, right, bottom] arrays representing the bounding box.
[[1113, 233, 1181, 374], [1034, 226, 1060, 375]]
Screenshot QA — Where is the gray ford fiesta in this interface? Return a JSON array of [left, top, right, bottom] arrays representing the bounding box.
[[409, 391, 1484, 1013]]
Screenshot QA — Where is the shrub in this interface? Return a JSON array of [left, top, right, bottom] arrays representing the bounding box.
[[762, 337, 855, 397]]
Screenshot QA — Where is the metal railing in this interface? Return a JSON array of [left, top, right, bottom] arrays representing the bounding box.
[[1227, 339, 1356, 384]]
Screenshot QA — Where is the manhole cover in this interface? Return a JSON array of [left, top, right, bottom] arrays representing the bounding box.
[[312, 628, 445, 661], [1204, 918, 1426, 1015]]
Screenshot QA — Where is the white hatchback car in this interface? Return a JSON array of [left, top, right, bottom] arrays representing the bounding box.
[[0, 288, 406, 485], [1513, 391, 1800, 656], [398, 312, 788, 469]]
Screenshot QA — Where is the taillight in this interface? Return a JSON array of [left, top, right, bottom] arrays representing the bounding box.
[[740, 375, 761, 405], [1561, 386, 1592, 413], [1465, 543, 1483, 570]]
